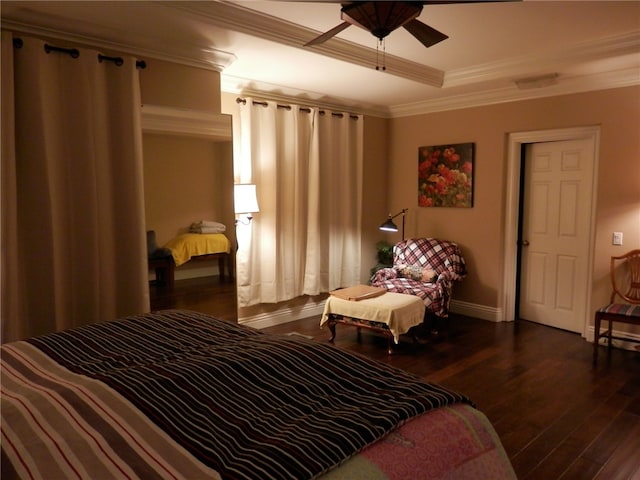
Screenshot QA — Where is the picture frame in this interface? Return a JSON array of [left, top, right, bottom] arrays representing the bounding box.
[[418, 142, 474, 208]]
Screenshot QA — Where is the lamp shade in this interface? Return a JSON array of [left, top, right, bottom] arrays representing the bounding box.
[[234, 184, 259, 214], [379, 208, 407, 240], [379, 218, 399, 232]]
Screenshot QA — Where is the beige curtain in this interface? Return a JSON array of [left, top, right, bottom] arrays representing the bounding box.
[[235, 98, 362, 308], [1, 33, 149, 342], [312, 111, 363, 292]]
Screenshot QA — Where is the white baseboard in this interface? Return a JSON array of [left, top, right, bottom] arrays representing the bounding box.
[[174, 265, 219, 281], [239, 298, 639, 353], [149, 265, 220, 281], [587, 325, 640, 351], [239, 300, 326, 329], [450, 300, 504, 322], [239, 297, 507, 329]]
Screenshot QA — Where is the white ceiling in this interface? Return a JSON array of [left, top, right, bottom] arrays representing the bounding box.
[[2, 1, 639, 117]]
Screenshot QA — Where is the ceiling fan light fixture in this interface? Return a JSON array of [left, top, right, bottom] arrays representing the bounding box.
[[304, 0, 465, 50], [342, 2, 423, 40]]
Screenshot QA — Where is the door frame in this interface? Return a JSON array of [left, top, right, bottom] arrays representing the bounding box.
[[502, 126, 600, 337]]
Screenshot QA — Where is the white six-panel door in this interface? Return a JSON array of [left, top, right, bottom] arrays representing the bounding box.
[[519, 138, 595, 332]]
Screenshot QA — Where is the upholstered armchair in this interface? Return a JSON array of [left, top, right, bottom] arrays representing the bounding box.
[[370, 238, 467, 319]]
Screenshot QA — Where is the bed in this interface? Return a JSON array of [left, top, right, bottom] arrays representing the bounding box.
[[1, 310, 516, 480]]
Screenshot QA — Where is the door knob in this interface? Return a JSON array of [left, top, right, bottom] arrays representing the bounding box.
[[521, 240, 530, 246]]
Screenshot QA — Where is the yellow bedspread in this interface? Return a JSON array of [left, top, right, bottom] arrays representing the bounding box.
[[164, 233, 231, 267]]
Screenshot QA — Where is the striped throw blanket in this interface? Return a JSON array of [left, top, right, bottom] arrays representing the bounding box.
[[2, 310, 470, 479]]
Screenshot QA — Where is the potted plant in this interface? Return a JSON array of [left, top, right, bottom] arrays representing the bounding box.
[[370, 241, 394, 279]]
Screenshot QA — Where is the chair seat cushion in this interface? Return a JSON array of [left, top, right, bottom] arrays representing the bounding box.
[[397, 264, 437, 283], [597, 303, 640, 317]]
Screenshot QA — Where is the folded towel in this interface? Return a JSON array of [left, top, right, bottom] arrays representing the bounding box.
[[192, 220, 226, 229], [191, 226, 226, 234], [190, 221, 226, 234]]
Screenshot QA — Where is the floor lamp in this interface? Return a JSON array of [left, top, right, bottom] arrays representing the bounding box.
[[379, 208, 408, 240], [234, 184, 260, 225], [234, 184, 260, 257]]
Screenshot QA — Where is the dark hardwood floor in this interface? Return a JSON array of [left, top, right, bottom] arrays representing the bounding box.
[[150, 275, 238, 322], [151, 276, 640, 480]]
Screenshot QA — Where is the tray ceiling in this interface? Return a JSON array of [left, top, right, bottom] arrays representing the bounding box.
[[2, 1, 639, 116]]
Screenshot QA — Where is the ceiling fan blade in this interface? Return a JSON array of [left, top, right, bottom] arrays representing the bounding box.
[[304, 21, 351, 46], [403, 19, 449, 48], [421, 0, 521, 3]]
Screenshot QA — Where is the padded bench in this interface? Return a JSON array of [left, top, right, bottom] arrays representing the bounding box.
[[147, 253, 232, 287], [321, 288, 425, 354], [147, 231, 233, 287]]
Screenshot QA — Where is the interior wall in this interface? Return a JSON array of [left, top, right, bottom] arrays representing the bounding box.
[[140, 58, 221, 112], [139, 59, 235, 280], [143, 134, 230, 245], [387, 86, 640, 324], [222, 87, 638, 331], [361, 115, 391, 280]]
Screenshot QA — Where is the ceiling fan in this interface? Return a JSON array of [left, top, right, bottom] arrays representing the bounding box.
[[304, 1, 517, 49]]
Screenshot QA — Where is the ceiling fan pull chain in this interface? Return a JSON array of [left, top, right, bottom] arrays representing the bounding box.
[[375, 39, 387, 71], [382, 39, 386, 71]]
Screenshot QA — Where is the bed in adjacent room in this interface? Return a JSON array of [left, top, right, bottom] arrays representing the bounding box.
[[1, 310, 516, 480]]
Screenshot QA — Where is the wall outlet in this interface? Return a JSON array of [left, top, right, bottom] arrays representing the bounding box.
[[613, 232, 623, 245]]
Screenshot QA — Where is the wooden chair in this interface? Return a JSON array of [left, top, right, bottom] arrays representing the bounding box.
[[593, 249, 640, 364]]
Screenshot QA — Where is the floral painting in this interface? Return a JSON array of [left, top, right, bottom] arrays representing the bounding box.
[[418, 142, 474, 208]]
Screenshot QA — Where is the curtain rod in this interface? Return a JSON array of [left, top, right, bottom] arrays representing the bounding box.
[[236, 97, 359, 120], [12, 38, 146, 69]]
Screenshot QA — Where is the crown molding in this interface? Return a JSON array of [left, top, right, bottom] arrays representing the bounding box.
[[221, 75, 389, 118], [141, 105, 232, 141], [389, 66, 640, 117], [225, 65, 640, 119], [445, 31, 640, 88], [1, 19, 237, 72]]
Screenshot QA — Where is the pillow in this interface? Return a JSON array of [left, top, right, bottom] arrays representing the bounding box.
[[397, 264, 437, 283], [420, 268, 438, 283]]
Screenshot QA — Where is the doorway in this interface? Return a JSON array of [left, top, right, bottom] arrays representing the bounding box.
[[503, 127, 600, 337], [518, 139, 596, 332]]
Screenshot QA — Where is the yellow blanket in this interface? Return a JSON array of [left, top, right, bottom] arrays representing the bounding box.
[[164, 233, 231, 267]]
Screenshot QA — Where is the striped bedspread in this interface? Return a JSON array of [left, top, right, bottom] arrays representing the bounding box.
[[1, 310, 515, 480]]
